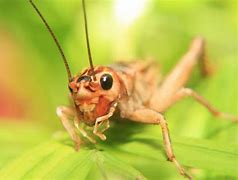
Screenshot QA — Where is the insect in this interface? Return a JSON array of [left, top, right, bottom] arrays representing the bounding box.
[[29, 0, 238, 179]]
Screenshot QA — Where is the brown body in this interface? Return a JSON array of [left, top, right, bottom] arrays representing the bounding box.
[[70, 61, 160, 126], [112, 61, 160, 115]]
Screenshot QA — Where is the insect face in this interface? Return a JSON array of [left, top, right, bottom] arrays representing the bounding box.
[[68, 66, 122, 125]]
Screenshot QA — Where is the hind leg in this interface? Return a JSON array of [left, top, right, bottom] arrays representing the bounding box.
[[122, 108, 192, 179], [164, 88, 238, 122], [150, 37, 211, 112]]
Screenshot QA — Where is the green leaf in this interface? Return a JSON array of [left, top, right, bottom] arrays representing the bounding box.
[[0, 122, 51, 170], [0, 140, 146, 180], [0, 126, 237, 180]]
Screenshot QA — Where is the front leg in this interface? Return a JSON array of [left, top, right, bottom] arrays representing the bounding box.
[[123, 108, 192, 180], [56, 106, 81, 150], [93, 105, 116, 141], [74, 120, 96, 144]]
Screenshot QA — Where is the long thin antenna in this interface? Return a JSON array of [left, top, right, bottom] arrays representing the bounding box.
[[29, 0, 72, 82], [82, 0, 95, 78]]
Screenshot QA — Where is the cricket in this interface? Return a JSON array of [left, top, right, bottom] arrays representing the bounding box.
[[29, 0, 238, 179]]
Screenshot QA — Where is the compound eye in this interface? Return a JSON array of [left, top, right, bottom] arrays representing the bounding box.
[[68, 85, 73, 93], [100, 74, 113, 90], [77, 75, 91, 83]]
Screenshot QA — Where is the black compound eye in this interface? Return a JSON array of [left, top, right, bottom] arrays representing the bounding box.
[[77, 75, 91, 83], [68, 85, 73, 93], [100, 74, 113, 90]]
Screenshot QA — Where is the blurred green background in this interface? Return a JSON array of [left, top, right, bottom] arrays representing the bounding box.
[[0, 0, 237, 179]]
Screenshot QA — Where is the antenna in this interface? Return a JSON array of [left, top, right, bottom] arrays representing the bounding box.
[[29, 0, 72, 82], [82, 0, 95, 79]]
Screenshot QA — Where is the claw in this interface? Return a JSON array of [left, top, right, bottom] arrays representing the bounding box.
[[100, 134, 107, 141], [94, 132, 107, 141], [180, 170, 193, 180], [172, 158, 193, 179], [88, 137, 97, 144]]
